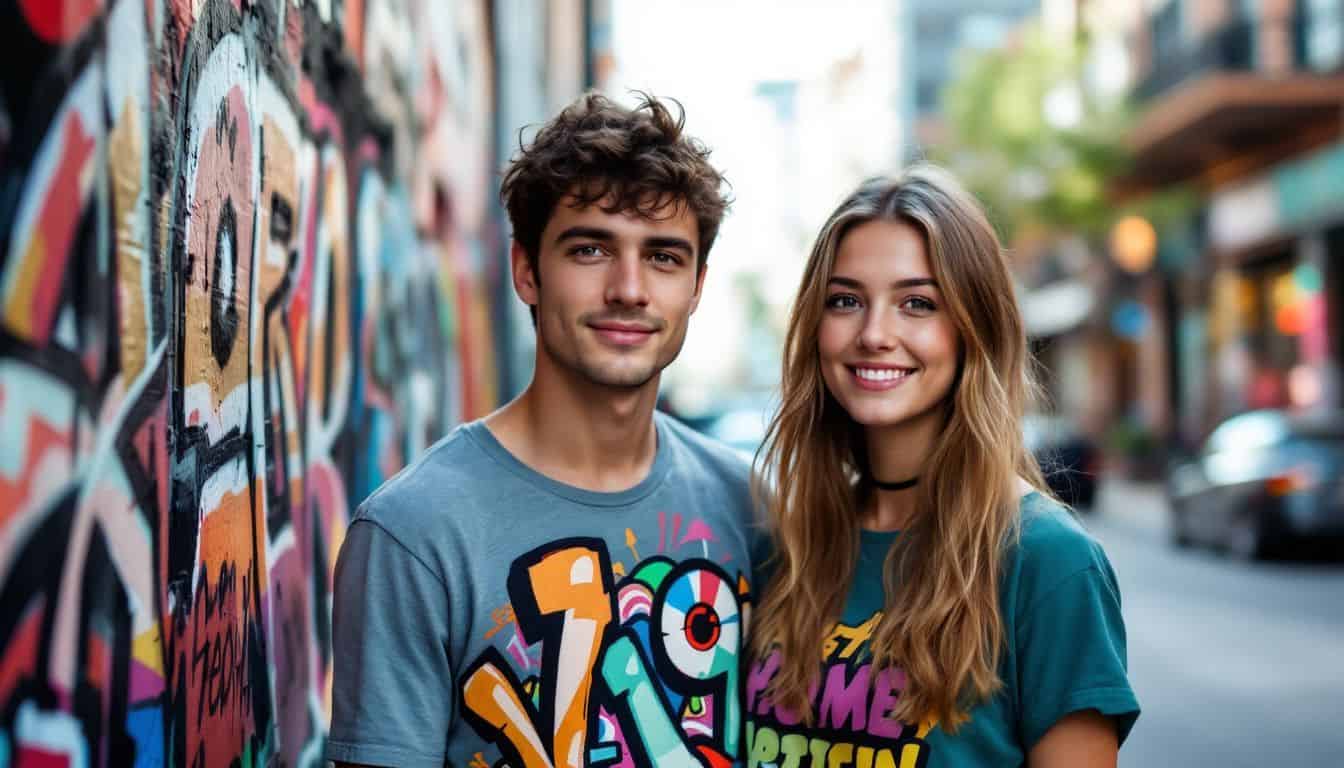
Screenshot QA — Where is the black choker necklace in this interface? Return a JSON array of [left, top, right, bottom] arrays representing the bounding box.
[[872, 476, 919, 491]]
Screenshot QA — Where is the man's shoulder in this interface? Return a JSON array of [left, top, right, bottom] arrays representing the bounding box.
[[353, 421, 503, 533], [657, 411, 751, 485], [656, 413, 759, 534]]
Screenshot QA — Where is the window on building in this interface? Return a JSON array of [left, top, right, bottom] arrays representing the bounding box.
[[915, 79, 941, 112], [1305, 0, 1344, 71], [1241, 251, 1299, 409]]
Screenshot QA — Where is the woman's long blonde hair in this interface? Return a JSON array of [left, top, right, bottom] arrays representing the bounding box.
[[751, 166, 1048, 730]]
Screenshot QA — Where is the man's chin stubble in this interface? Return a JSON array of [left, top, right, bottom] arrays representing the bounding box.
[[577, 363, 660, 390]]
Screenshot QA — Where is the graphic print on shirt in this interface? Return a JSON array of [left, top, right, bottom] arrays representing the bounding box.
[[745, 612, 936, 768], [460, 527, 752, 768]]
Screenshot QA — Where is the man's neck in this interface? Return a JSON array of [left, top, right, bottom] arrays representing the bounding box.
[[485, 362, 660, 493]]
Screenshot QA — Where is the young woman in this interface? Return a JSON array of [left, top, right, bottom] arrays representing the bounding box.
[[747, 167, 1139, 767]]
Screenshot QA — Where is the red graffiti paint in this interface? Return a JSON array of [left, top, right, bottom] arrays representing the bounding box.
[[0, 417, 72, 525], [27, 115, 95, 346], [13, 745, 72, 768], [0, 600, 45, 705], [696, 744, 732, 768], [84, 632, 109, 693], [18, 0, 103, 43]]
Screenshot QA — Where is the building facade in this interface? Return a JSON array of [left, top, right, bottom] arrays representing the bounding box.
[[1120, 0, 1344, 447]]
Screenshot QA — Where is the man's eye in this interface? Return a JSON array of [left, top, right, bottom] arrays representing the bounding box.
[[650, 251, 681, 266], [571, 244, 604, 258], [825, 294, 861, 310]]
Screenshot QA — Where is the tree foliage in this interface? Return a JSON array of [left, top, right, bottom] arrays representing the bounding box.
[[932, 24, 1137, 247]]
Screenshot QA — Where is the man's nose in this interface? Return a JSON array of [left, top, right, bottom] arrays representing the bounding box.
[[604, 251, 649, 307]]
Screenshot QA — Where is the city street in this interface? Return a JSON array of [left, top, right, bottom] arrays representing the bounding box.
[[1087, 481, 1344, 768]]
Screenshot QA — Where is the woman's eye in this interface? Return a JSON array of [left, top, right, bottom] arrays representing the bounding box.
[[825, 294, 861, 310], [902, 296, 936, 313]]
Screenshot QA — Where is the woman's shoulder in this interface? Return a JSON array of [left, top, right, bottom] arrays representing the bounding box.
[[1008, 491, 1117, 606], [1017, 491, 1098, 550]]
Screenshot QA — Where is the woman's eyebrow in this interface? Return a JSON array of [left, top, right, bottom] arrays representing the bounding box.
[[827, 275, 937, 289]]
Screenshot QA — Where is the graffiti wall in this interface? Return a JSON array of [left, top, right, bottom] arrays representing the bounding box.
[[0, 0, 502, 765]]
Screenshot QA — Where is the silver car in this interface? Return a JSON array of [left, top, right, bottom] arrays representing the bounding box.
[[1166, 410, 1344, 559]]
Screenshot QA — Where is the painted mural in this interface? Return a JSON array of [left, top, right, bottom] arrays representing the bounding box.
[[0, 0, 500, 765]]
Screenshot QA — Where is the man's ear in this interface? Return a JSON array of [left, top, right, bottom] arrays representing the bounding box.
[[689, 262, 708, 315], [511, 240, 539, 307]]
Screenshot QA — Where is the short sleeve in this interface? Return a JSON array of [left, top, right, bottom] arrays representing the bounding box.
[[326, 518, 455, 767], [1015, 562, 1140, 751]]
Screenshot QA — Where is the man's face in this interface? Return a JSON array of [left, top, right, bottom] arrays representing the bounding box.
[[515, 196, 706, 391]]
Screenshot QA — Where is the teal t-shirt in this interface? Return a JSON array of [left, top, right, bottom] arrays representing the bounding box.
[[745, 492, 1139, 767]]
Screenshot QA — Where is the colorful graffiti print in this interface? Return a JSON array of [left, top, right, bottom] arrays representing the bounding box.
[[745, 614, 935, 768], [0, 0, 501, 766], [461, 538, 752, 768]]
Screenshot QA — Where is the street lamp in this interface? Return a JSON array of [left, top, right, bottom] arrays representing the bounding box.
[[1109, 215, 1157, 273]]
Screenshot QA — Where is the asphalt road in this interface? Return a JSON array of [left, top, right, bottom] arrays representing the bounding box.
[[1085, 481, 1344, 768]]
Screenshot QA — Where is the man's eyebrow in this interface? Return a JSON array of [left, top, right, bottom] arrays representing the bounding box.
[[827, 275, 938, 289], [553, 228, 694, 255], [644, 236, 694, 254], [554, 226, 616, 244]]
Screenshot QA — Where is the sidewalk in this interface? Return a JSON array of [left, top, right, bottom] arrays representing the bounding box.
[[1093, 475, 1169, 538]]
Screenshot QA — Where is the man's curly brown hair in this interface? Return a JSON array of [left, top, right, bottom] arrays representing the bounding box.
[[501, 91, 731, 272]]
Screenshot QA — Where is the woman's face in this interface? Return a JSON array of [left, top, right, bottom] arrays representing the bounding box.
[[818, 219, 961, 438]]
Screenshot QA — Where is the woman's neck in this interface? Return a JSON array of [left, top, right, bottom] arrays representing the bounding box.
[[860, 410, 944, 531], [862, 488, 914, 531]]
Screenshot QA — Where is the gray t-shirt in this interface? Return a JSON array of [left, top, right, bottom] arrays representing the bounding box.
[[325, 413, 757, 768]]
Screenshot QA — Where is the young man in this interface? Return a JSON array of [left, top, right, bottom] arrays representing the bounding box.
[[326, 93, 754, 768]]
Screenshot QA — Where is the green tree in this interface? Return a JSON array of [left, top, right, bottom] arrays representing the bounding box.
[[933, 24, 1149, 247]]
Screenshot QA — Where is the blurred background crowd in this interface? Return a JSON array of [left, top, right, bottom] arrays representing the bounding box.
[[2, 0, 1341, 766]]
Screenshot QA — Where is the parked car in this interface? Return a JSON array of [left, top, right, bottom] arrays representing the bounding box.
[[1023, 414, 1101, 510], [1166, 409, 1344, 559]]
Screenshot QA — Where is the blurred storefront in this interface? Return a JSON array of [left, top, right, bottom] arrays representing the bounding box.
[[1116, 0, 1344, 448]]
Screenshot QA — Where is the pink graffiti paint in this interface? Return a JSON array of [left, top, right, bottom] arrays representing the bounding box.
[[595, 706, 636, 768], [678, 519, 716, 547], [127, 659, 164, 702]]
